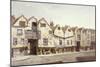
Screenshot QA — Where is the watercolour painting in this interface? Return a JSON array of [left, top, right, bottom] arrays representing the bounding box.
[[11, 0, 96, 66]]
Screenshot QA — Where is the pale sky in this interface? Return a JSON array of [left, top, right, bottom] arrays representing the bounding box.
[[12, 1, 95, 29]]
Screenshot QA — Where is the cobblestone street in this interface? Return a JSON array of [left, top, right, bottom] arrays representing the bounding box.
[[11, 50, 96, 66]]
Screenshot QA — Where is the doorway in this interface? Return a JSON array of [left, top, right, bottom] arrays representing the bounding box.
[[76, 41, 80, 51], [28, 39, 38, 55]]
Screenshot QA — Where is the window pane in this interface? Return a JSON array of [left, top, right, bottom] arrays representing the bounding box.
[[40, 23, 46, 27]]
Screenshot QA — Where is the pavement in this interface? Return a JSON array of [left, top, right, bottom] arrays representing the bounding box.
[[12, 55, 31, 61], [11, 50, 96, 66]]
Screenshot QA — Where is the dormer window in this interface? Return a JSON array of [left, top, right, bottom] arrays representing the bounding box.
[[19, 21, 25, 27], [58, 27, 60, 30], [40, 23, 46, 27]]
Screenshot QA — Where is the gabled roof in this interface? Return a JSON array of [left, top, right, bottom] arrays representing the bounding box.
[[62, 25, 69, 33], [78, 27, 84, 32], [14, 15, 28, 25], [38, 17, 52, 30], [62, 27, 65, 33], [54, 24, 59, 29], [71, 26, 78, 32], [82, 28, 87, 33], [53, 24, 65, 38], [50, 25, 56, 31], [53, 24, 64, 32], [28, 16, 37, 22]]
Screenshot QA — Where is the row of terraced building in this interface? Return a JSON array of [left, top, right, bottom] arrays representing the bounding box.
[[11, 15, 96, 57]]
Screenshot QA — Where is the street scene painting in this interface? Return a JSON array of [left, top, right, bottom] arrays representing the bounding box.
[[11, 0, 96, 66]]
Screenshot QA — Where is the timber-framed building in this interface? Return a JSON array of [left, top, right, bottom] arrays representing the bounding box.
[[11, 15, 96, 57]]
